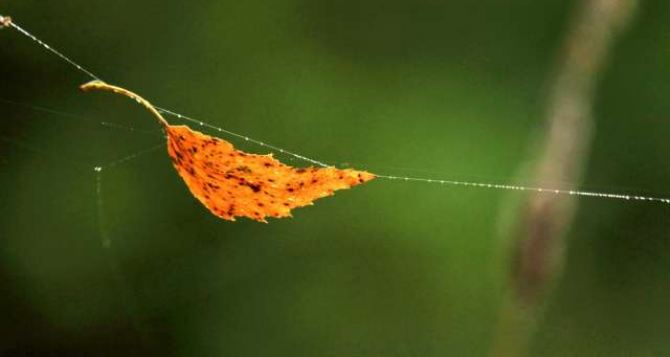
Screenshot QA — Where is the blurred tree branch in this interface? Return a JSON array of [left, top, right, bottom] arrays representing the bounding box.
[[492, 0, 637, 356]]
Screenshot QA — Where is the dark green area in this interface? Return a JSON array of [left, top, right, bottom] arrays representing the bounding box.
[[1, 1, 669, 356]]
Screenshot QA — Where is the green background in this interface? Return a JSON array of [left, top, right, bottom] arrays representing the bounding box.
[[1, 0, 669, 356]]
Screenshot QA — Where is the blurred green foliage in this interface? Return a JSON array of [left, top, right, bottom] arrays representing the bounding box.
[[1, 0, 669, 356]]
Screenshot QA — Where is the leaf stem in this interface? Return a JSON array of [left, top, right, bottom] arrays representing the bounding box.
[[80, 80, 170, 128]]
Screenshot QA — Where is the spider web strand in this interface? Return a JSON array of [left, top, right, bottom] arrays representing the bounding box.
[[5, 17, 670, 206], [377, 174, 670, 205], [96, 143, 164, 171], [0, 97, 161, 137], [6, 18, 330, 168], [8, 20, 101, 81], [155, 107, 331, 168]]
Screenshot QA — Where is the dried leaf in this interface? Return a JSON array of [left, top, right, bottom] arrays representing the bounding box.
[[81, 80, 375, 222], [167, 125, 374, 221]]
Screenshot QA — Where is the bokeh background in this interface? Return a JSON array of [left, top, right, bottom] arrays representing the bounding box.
[[1, 0, 669, 356]]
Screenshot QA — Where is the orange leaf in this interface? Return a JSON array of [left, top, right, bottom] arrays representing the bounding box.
[[81, 80, 375, 222]]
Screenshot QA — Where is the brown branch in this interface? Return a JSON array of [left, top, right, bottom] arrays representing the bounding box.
[[516, 0, 636, 307], [492, 0, 637, 355]]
